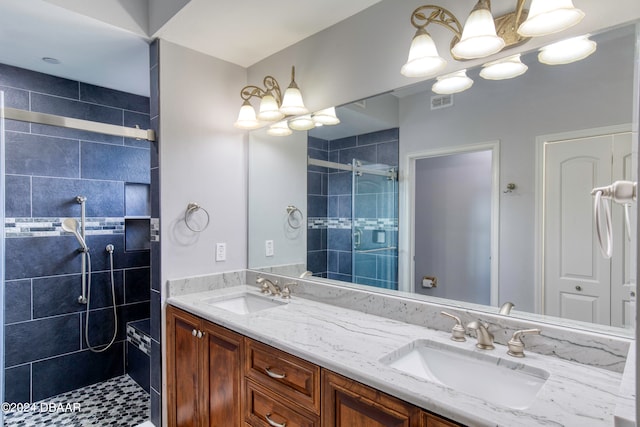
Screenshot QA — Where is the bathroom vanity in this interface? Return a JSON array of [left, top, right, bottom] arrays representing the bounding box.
[[165, 278, 633, 427]]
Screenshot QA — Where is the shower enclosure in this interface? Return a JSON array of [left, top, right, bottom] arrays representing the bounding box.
[[351, 160, 398, 289], [1, 64, 154, 426], [307, 128, 400, 290]]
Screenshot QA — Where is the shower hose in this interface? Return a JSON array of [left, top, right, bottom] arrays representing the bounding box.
[[84, 244, 118, 353]]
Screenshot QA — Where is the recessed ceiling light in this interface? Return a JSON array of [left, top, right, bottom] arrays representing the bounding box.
[[42, 57, 61, 65]]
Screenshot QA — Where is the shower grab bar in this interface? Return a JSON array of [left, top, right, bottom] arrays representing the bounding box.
[[3, 107, 156, 141], [355, 246, 397, 253]]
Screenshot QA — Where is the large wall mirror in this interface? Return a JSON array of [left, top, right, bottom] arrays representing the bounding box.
[[248, 22, 639, 336]]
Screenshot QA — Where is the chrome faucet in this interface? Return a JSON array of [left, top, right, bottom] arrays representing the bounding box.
[[466, 321, 495, 350], [499, 302, 514, 315], [256, 277, 281, 296], [507, 329, 541, 358]]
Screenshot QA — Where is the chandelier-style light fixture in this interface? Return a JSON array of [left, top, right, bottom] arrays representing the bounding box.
[[400, 0, 590, 91], [234, 66, 340, 135], [234, 66, 308, 129]]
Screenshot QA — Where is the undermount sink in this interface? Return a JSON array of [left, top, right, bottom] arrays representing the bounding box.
[[202, 292, 286, 315], [380, 339, 549, 410]]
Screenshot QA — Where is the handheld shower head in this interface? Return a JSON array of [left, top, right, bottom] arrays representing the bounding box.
[[61, 218, 88, 251]]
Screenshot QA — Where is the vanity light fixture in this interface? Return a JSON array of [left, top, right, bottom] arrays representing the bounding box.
[[517, 0, 585, 37], [432, 70, 474, 94], [538, 34, 596, 65], [479, 54, 528, 80], [234, 66, 307, 129], [400, 0, 585, 78]]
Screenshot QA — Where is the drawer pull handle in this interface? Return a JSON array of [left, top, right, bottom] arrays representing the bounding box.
[[265, 367, 286, 379], [265, 413, 286, 427]]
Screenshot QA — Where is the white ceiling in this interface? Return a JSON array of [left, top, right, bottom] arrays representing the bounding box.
[[0, 0, 383, 97]]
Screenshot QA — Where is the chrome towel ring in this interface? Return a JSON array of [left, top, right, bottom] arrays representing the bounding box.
[[286, 205, 304, 229], [185, 202, 210, 232]]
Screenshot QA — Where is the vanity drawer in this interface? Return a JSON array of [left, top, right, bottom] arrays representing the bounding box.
[[245, 339, 321, 414], [244, 379, 319, 427]]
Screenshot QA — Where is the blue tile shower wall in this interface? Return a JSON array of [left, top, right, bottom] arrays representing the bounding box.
[[307, 129, 399, 289], [1, 63, 151, 403]]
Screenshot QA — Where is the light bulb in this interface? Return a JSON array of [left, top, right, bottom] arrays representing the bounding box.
[[257, 93, 284, 121]]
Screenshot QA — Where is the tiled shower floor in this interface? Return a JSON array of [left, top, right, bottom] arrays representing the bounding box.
[[4, 374, 149, 426]]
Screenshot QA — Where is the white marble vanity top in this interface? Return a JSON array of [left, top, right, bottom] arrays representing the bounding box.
[[168, 285, 631, 427]]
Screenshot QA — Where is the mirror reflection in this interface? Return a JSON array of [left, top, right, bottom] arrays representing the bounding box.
[[248, 23, 638, 332]]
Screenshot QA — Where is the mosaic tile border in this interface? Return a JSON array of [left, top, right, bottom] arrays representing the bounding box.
[[308, 217, 398, 231], [5, 217, 125, 238], [127, 324, 152, 356]]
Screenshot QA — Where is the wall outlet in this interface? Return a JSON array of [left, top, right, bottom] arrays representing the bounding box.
[[215, 243, 226, 261], [265, 240, 274, 257]]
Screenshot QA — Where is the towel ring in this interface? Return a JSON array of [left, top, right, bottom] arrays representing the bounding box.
[[185, 202, 210, 232], [286, 205, 304, 229]]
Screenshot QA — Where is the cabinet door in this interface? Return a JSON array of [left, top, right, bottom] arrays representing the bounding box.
[[202, 319, 244, 427], [167, 305, 203, 427], [420, 412, 462, 427], [322, 370, 421, 427]]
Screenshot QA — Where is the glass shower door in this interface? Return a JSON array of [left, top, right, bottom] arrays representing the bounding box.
[[351, 159, 398, 290]]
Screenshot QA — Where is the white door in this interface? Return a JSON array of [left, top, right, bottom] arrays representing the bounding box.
[[610, 133, 634, 327], [544, 133, 632, 325]]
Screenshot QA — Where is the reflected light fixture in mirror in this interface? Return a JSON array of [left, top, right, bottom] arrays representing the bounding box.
[[289, 114, 316, 131], [313, 107, 341, 125], [400, 0, 585, 78], [234, 66, 307, 129], [267, 120, 292, 136], [432, 70, 474, 94], [480, 54, 528, 80], [538, 34, 597, 65]]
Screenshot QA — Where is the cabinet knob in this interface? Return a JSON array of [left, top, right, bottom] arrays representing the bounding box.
[[575, 285, 582, 291], [192, 329, 197, 337], [197, 330, 203, 339], [264, 367, 287, 379], [265, 413, 287, 427]]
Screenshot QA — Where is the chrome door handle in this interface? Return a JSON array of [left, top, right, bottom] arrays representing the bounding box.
[[265, 413, 286, 427], [264, 367, 286, 379]]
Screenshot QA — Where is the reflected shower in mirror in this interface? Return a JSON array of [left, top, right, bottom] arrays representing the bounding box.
[[248, 23, 638, 333]]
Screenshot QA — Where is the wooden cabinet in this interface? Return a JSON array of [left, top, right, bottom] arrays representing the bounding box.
[[244, 339, 320, 426], [322, 370, 461, 427], [322, 370, 421, 427], [166, 305, 244, 427], [167, 306, 463, 427]]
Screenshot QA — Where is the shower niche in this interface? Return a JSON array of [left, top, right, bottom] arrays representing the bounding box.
[[125, 183, 151, 252]]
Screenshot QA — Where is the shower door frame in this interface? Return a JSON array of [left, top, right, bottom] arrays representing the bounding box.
[[402, 141, 500, 305]]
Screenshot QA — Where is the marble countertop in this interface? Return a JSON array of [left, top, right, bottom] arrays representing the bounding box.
[[168, 285, 630, 427]]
